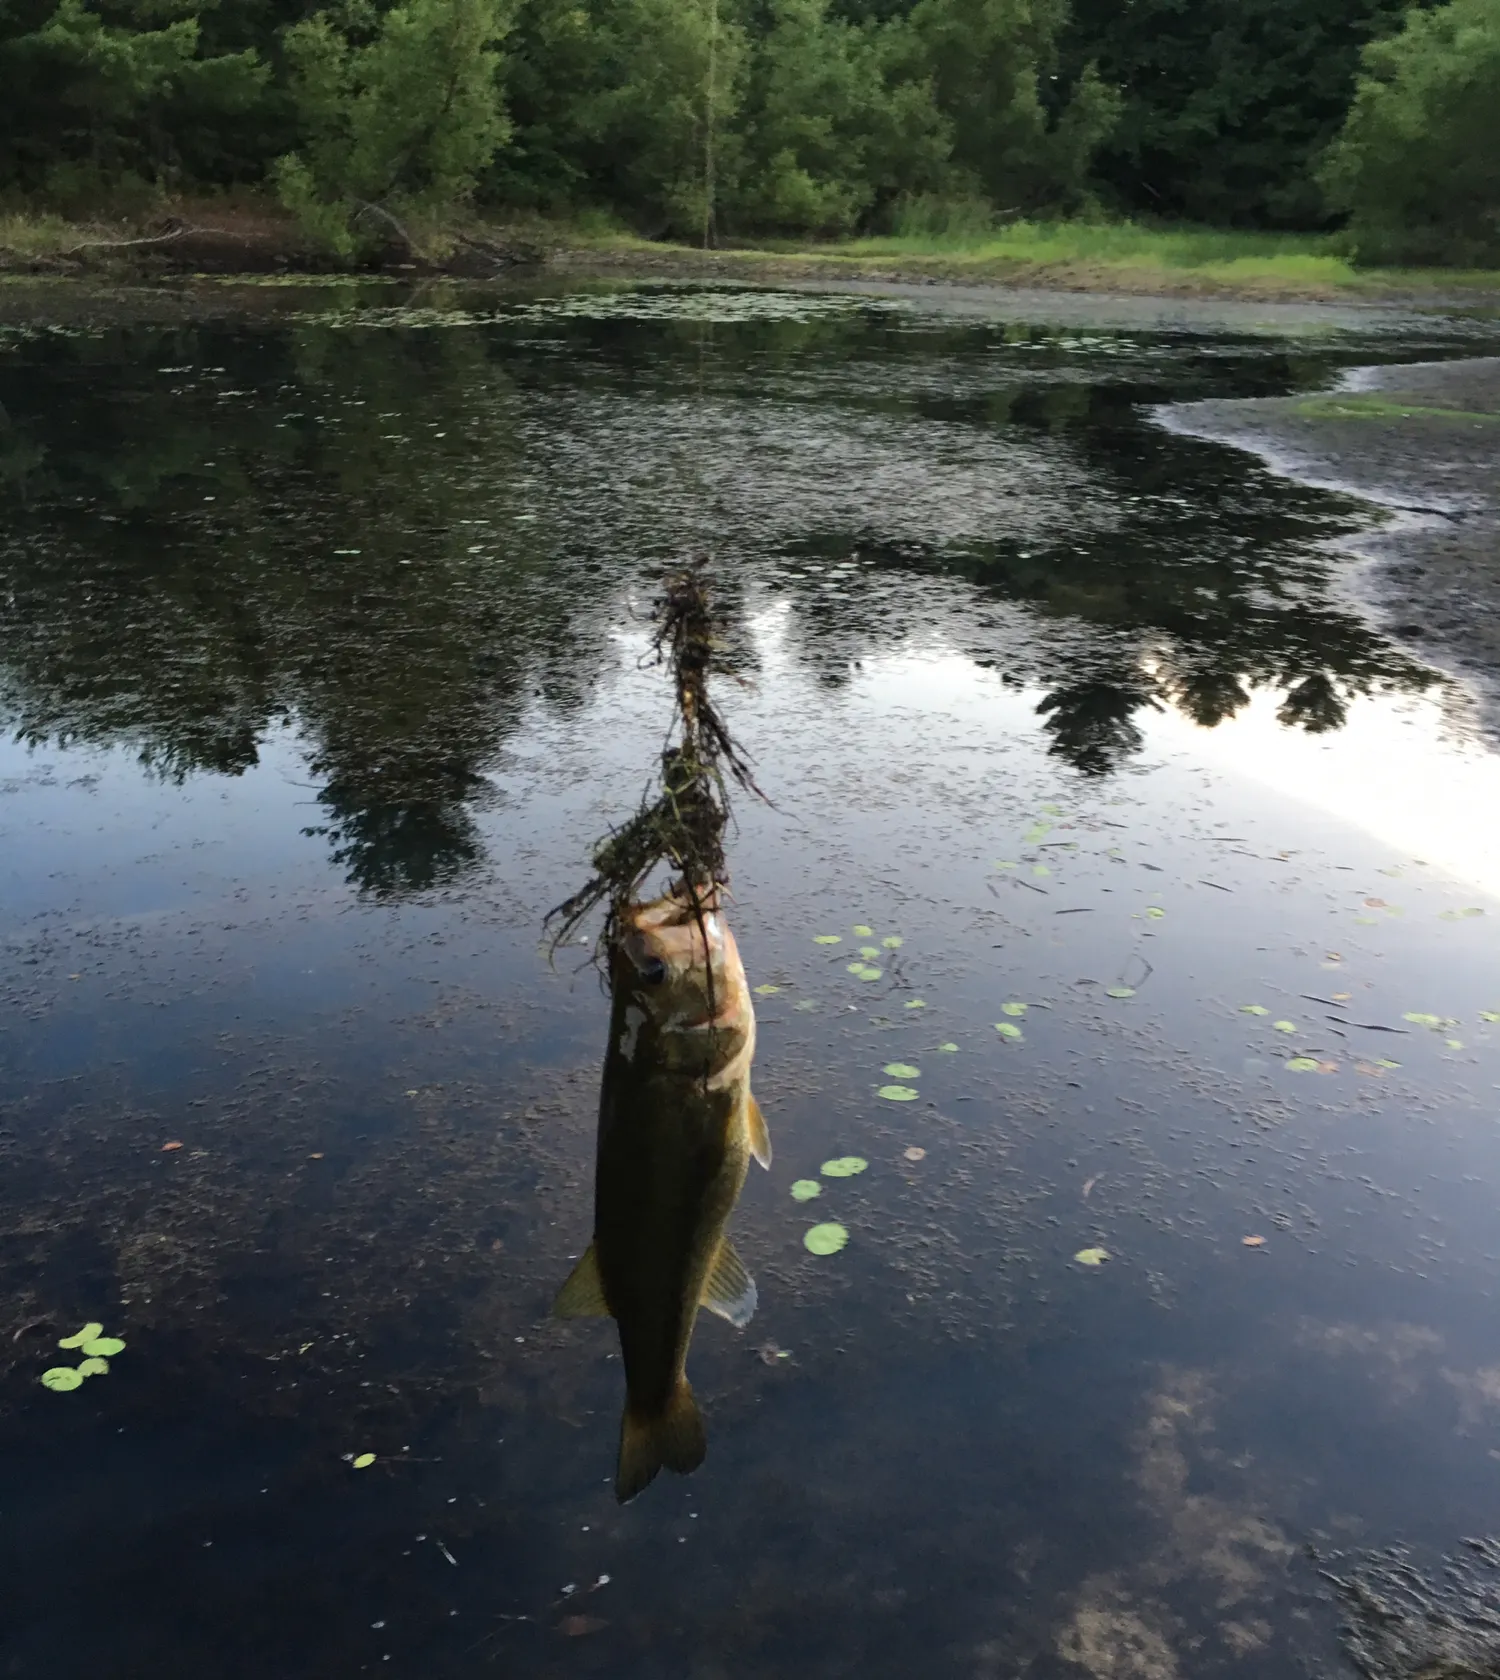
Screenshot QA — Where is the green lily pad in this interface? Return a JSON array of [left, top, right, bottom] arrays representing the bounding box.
[[852, 924, 874, 937], [352, 1453, 377, 1470], [1377, 1058, 1401, 1069], [822, 1157, 868, 1177], [1240, 1005, 1269, 1016], [993, 860, 1017, 871], [1446, 1039, 1464, 1050], [883, 1063, 920, 1078], [81, 1337, 125, 1358], [1146, 906, 1165, 918], [877, 1084, 920, 1101], [1001, 1002, 1028, 1017], [937, 1041, 959, 1052], [882, 936, 903, 949], [1402, 1012, 1444, 1028], [1480, 1011, 1500, 1024], [1074, 1247, 1109, 1267], [1285, 1057, 1320, 1073], [58, 1322, 104, 1350], [76, 1357, 110, 1377], [1032, 864, 1051, 877], [904, 999, 927, 1010], [1439, 907, 1485, 921], [790, 1179, 822, 1201], [1105, 987, 1135, 999], [41, 1367, 84, 1391], [994, 1022, 1024, 1041], [754, 984, 782, 996], [859, 946, 881, 959], [813, 935, 843, 945], [793, 999, 819, 1011], [804, 1223, 849, 1256], [849, 964, 883, 981], [1272, 1020, 1297, 1034], [1024, 823, 1052, 844]]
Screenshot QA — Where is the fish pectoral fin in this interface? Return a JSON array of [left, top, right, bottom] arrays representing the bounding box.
[[552, 1243, 610, 1318], [700, 1238, 758, 1329], [747, 1094, 772, 1169]]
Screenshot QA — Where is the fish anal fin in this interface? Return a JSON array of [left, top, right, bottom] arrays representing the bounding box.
[[747, 1094, 772, 1170], [700, 1238, 757, 1329], [616, 1380, 706, 1503], [552, 1243, 610, 1318]]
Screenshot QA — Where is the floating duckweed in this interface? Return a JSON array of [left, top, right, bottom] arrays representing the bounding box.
[[877, 1084, 920, 1101], [81, 1337, 126, 1359], [813, 935, 843, 945], [882, 1063, 920, 1079], [1105, 987, 1135, 999], [821, 1157, 868, 1177], [790, 1180, 822, 1201], [1240, 1005, 1269, 1016], [804, 1223, 849, 1256], [1074, 1248, 1109, 1267], [1273, 1020, 1297, 1034], [76, 1357, 110, 1377], [937, 1042, 959, 1052], [41, 1367, 84, 1391], [58, 1322, 103, 1350], [882, 936, 903, 949], [994, 1022, 1024, 1041], [1285, 1057, 1320, 1073], [1001, 1002, 1028, 1017], [352, 1453, 377, 1470], [852, 924, 874, 937]]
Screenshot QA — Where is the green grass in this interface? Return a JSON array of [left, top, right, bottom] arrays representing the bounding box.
[[1292, 393, 1500, 422]]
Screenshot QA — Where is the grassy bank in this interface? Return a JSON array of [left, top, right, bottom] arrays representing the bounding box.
[[4, 202, 1500, 303]]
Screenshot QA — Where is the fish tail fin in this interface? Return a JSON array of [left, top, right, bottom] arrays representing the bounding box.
[[615, 1380, 707, 1504]]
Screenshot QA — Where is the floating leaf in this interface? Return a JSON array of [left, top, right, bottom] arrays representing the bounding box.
[[1354, 915, 1380, 925], [994, 1022, 1024, 1041], [822, 1157, 868, 1177], [993, 860, 1017, 871], [813, 935, 843, 945], [851, 965, 883, 982], [161, 1140, 183, 1152], [1481, 1011, 1500, 1024], [82, 1337, 125, 1358], [859, 946, 881, 959], [76, 1357, 110, 1377], [1377, 1058, 1401, 1069], [804, 1223, 849, 1256], [1242, 1235, 1266, 1248], [877, 1084, 920, 1101], [1240, 1005, 1269, 1016], [1041, 802, 1062, 816], [790, 1179, 822, 1202], [936, 1042, 959, 1053], [1032, 864, 1051, 877], [1105, 987, 1135, 999], [1272, 1020, 1297, 1034], [1402, 1012, 1443, 1028], [904, 1147, 926, 1162], [1446, 1039, 1464, 1050], [1024, 823, 1052, 844], [793, 999, 819, 1011], [1285, 1057, 1320, 1073], [754, 984, 782, 996], [352, 1453, 377, 1470], [1001, 1002, 1028, 1017], [882, 1063, 920, 1078], [1145, 907, 1165, 919], [58, 1322, 104, 1350], [882, 936, 903, 949], [904, 999, 927, 1010], [1439, 907, 1485, 921], [41, 1367, 84, 1391], [1073, 1248, 1109, 1267], [852, 925, 874, 938]]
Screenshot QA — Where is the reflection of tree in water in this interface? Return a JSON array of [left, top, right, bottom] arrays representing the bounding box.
[[0, 299, 1448, 854]]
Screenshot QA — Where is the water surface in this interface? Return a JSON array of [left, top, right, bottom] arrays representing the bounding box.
[[3, 280, 1500, 1679]]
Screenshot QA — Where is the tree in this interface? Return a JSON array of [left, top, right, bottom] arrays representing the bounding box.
[[1320, 0, 1500, 262], [275, 0, 514, 257]]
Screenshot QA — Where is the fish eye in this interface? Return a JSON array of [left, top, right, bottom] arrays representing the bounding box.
[[638, 956, 668, 986]]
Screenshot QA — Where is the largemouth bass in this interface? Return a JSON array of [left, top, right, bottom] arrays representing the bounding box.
[[554, 886, 771, 1502]]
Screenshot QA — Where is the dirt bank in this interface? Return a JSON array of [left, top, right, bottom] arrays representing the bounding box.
[[1162, 358, 1500, 743]]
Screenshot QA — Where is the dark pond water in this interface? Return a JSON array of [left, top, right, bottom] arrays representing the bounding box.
[[4, 279, 1500, 1679]]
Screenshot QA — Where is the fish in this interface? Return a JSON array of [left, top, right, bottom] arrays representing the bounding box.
[[553, 885, 772, 1502]]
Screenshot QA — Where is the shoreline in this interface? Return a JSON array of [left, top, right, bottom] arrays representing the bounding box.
[[1160, 358, 1500, 746]]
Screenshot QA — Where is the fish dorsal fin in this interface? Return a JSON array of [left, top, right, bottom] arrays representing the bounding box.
[[553, 1244, 610, 1318], [747, 1094, 772, 1170], [700, 1238, 757, 1328]]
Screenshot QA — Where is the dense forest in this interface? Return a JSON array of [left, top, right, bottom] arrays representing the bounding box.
[[1, 0, 1496, 260]]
